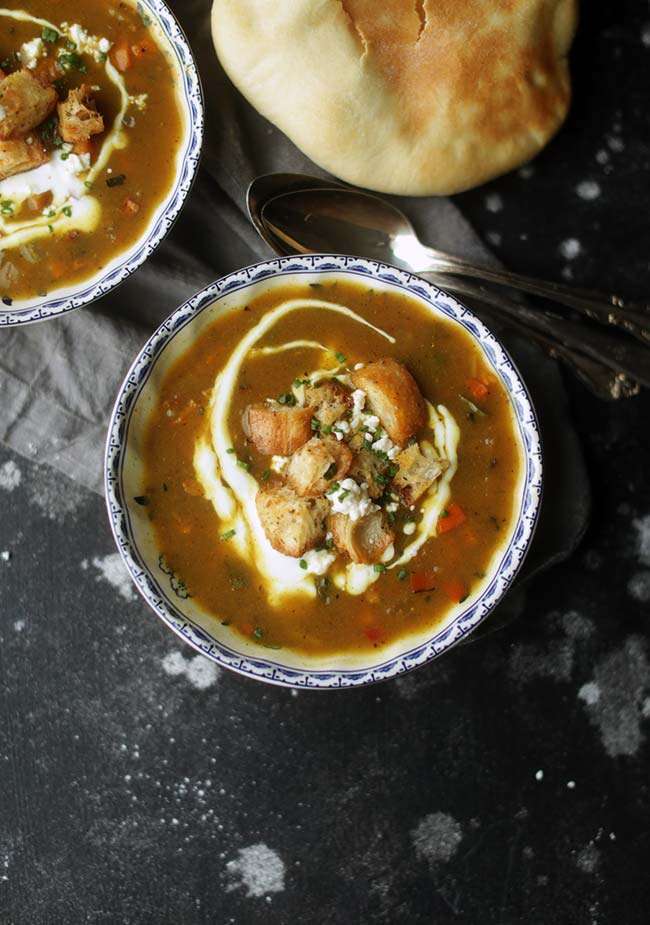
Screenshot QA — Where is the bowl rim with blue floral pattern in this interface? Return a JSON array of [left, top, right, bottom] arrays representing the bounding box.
[[105, 255, 543, 689], [0, 0, 204, 327]]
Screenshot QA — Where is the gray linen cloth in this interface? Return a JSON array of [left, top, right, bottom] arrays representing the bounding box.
[[0, 0, 589, 593]]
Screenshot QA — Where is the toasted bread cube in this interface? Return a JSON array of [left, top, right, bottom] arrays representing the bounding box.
[[57, 85, 104, 144], [256, 485, 329, 557], [0, 137, 48, 181], [348, 446, 388, 500], [393, 443, 448, 506], [350, 358, 427, 445], [329, 510, 395, 565], [243, 402, 313, 456], [305, 379, 351, 426], [0, 70, 57, 140], [286, 435, 352, 498]]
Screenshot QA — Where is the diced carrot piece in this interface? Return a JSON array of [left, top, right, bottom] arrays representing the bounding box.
[[437, 501, 466, 535], [112, 40, 133, 72], [441, 578, 467, 603], [131, 38, 155, 58], [364, 626, 382, 643], [466, 377, 489, 401], [410, 570, 437, 593], [122, 196, 140, 215]]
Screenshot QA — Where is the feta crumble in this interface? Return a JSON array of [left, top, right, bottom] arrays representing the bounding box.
[[302, 547, 336, 576], [19, 37, 46, 69], [61, 22, 112, 62], [129, 93, 149, 112], [371, 434, 400, 460], [270, 456, 289, 474], [329, 479, 378, 522]]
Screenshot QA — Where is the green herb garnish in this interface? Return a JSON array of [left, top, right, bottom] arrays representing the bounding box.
[[58, 51, 86, 73], [335, 351, 347, 364], [373, 563, 386, 573], [221, 528, 236, 541], [133, 495, 149, 506], [299, 559, 308, 570], [42, 26, 59, 43], [61, 205, 72, 218], [106, 174, 126, 188], [323, 463, 338, 480], [260, 468, 271, 482], [277, 391, 297, 406], [397, 569, 408, 581]]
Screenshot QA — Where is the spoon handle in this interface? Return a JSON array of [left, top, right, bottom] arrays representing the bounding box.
[[420, 249, 650, 345], [421, 272, 642, 399]]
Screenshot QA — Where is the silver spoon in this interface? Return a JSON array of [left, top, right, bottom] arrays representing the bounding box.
[[260, 185, 650, 345], [247, 174, 648, 396]]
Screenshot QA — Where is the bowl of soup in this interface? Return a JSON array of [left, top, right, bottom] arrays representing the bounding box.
[[0, 0, 202, 325], [105, 255, 542, 688]]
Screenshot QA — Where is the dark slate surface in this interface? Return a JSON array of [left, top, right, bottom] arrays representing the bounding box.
[[1, 3, 650, 923]]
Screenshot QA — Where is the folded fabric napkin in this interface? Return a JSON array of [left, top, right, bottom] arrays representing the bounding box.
[[0, 0, 589, 591]]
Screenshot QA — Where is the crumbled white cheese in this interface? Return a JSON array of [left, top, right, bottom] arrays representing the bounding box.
[[61, 22, 112, 62], [19, 37, 45, 69], [129, 93, 149, 111], [353, 363, 365, 371], [385, 500, 399, 513], [403, 522, 416, 536], [381, 543, 395, 563], [302, 547, 336, 576], [270, 455, 288, 474], [329, 479, 378, 522], [371, 434, 400, 460], [350, 389, 366, 426]]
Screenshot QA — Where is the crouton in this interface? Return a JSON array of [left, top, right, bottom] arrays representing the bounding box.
[[286, 435, 353, 498], [256, 485, 329, 557], [57, 85, 104, 144], [329, 510, 395, 565], [0, 70, 57, 140], [392, 443, 448, 506], [0, 137, 48, 181], [305, 379, 351, 427], [243, 402, 313, 456], [348, 446, 388, 500], [350, 358, 427, 445]]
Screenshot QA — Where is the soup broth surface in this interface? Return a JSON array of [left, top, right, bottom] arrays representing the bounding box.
[[142, 281, 523, 656]]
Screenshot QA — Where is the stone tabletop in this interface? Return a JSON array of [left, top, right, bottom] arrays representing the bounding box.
[[1, 3, 649, 923]]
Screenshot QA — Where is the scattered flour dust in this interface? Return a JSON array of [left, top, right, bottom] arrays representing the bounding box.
[[226, 843, 286, 898], [484, 192, 503, 213], [508, 611, 594, 685], [632, 514, 650, 566], [578, 636, 650, 758], [576, 180, 601, 201], [161, 650, 220, 690], [411, 812, 463, 866], [27, 465, 85, 521], [0, 460, 22, 492], [85, 554, 136, 602], [576, 842, 600, 875], [559, 238, 582, 260], [628, 571, 650, 602]]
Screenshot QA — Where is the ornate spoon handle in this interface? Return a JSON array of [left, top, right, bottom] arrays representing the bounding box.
[[421, 248, 650, 345]]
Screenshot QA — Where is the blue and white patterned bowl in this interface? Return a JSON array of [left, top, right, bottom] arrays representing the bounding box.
[[105, 255, 543, 689], [0, 0, 203, 327]]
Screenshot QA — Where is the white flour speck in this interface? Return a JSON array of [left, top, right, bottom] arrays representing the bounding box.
[[579, 682, 601, 706], [578, 636, 649, 757], [486, 230, 502, 247], [90, 554, 136, 601], [632, 514, 650, 565], [535, 769, 544, 781], [161, 650, 220, 690], [28, 467, 85, 521], [607, 135, 625, 153], [643, 698, 650, 719], [560, 238, 582, 260], [628, 571, 650, 602], [1, 551, 10, 562], [226, 843, 286, 898], [576, 842, 600, 874], [576, 180, 601, 201], [595, 149, 610, 165], [13, 620, 25, 633], [484, 193, 503, 213], [642, 24, 650, 47], [518, 165, 535, 179], [0, 461, 22, 492], [412, 812, 463, 866]]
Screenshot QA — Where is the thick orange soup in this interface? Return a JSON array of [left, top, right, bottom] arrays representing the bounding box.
[[0, 1, 185, 302], [141, 281, 524, 657]]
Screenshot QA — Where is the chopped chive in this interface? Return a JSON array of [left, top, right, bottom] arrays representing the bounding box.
[[334, 351, 346, 363], [226, 447, 236, 454], [42, 26, 59, 42], [310, 416, 320, 432], [323, 463, 338, 480], [220, 528, 236, 541], [61, 205, 72, 217], [106, 174, 126, 188], [237, 459, 251, 471], [397, 569, 408, 581], [277, 391, 297, 406], [253, 626, 264, 640], [260, 468, 271, 482], [373, 563, 386, 573], [338, 489, 350, 501], [299, 559, 308, 570], [321, 424, 333, 435]]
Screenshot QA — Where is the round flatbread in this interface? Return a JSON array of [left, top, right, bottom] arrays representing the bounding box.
[[211, 0, 578, 196]]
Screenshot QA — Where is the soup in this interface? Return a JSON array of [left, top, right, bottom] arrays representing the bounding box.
[[0, 0, 184, 302], [141, 280, 524, 657]]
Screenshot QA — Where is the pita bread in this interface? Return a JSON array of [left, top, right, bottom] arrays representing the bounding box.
[[211, 0, 578, 196]]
